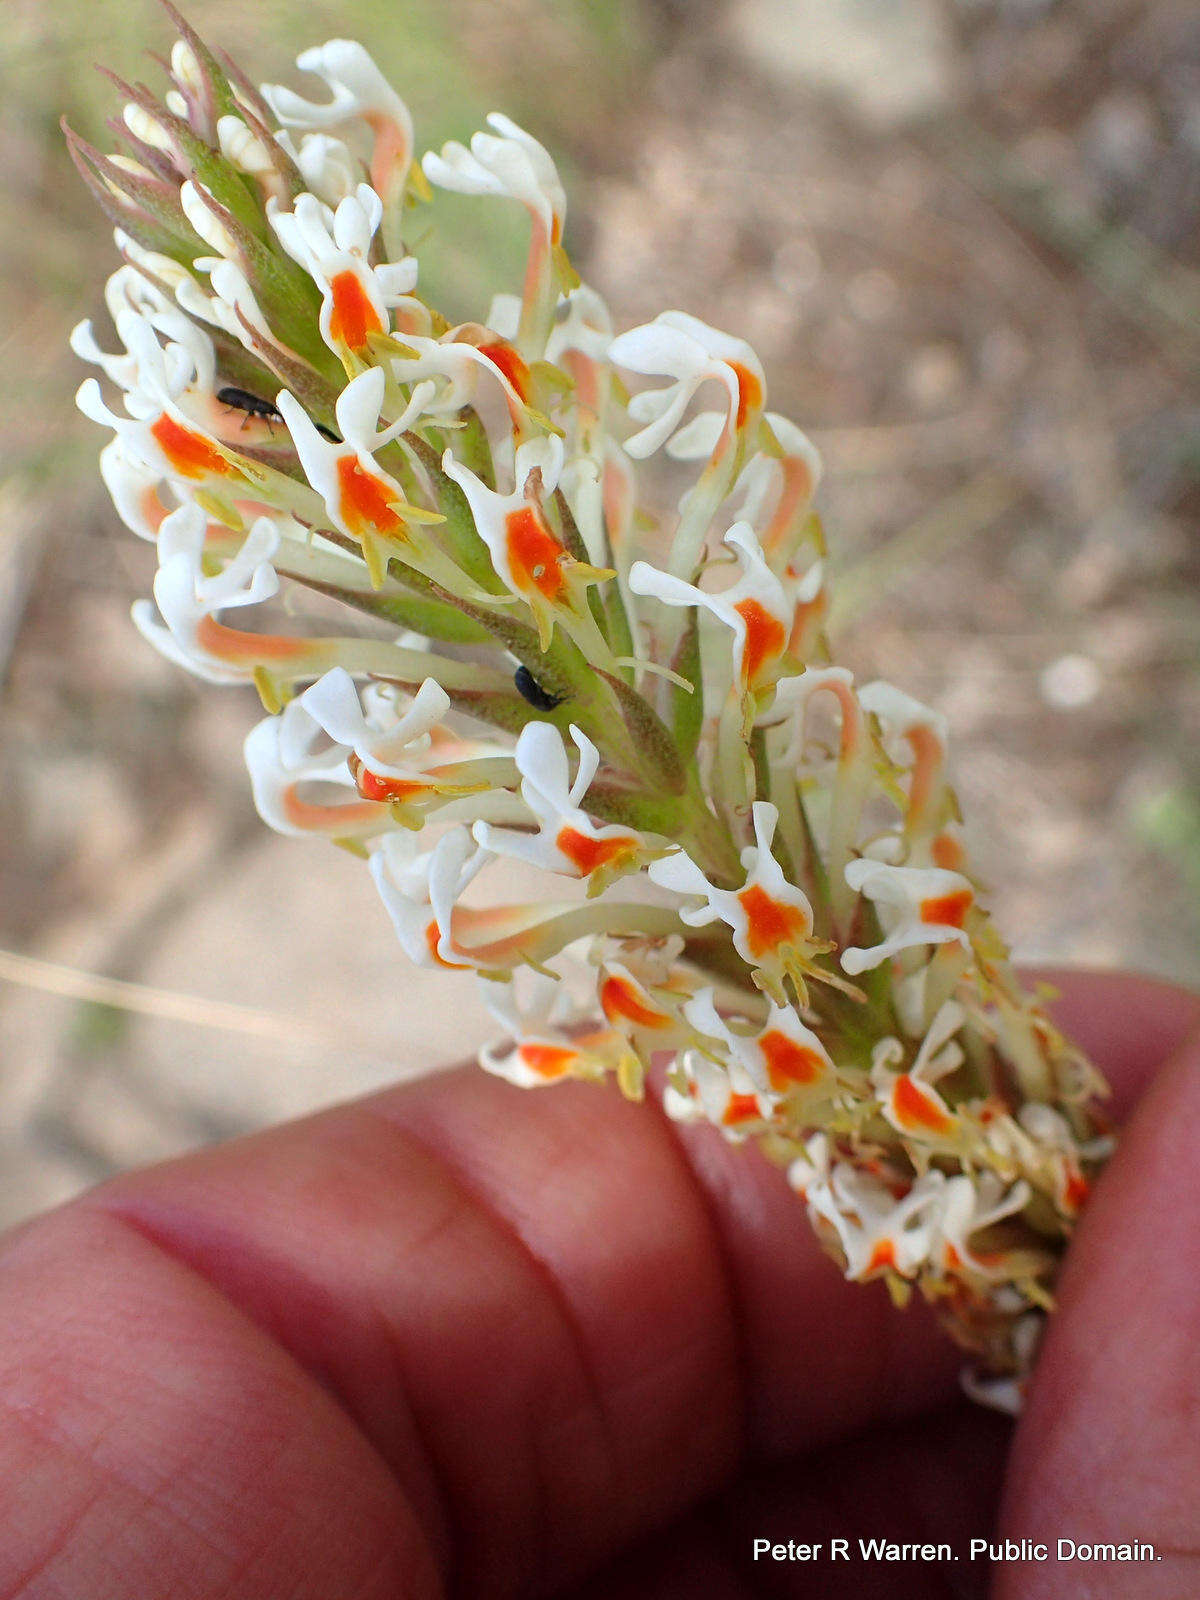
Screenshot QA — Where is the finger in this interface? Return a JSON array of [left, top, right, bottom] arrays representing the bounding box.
[[997, 1026, 1200, 1597], [1028, 966, 1200, 1117], [0, 1201, 437, 1599], [1, 970, 1191, 1598], [0, 1061, 952, 1599], [571, 1400, 1010, 1600]]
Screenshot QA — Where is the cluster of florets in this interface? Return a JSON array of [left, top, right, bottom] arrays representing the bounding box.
[[69, 7, 1110, 1407]]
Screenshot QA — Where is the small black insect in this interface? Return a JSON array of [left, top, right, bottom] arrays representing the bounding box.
[[217, 385, 282, 428], [514, 664, 565, 711], [217, 386, 342, 443]]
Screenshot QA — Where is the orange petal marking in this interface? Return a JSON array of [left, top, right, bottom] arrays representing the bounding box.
[[759, 1029, 825, 1091], [919, 888, 973, 928], [151, 413, 232, 480], [556, 826, 637, 877], [479, 341, 532, 403], [787, 587, 829, 660], [281, 789, 380, 833], [561, 348, 599, 414], [722, 1092, 762, 1127], [141, 486, 170, 533], [505, 506, 567, 600], [424, 919, 458, 971], [1062, 1169, 1090, 1212], [600, 973, 671, 1030], [737, 883, 809, 958], [931, 832, 966, 872], [336, 455, 405, 539], [194, 615, 309, 663], [891, 1073, 955, 1136], [905, 724, 944, 821], [734, 598, 787, 687], [602, 458, 632, 547], [363, 111, 410, 199], [763, 453, 815, 552], [355, 769, 433, 804], [730, 361, 762, 430], [867, 1238, 897, 1274], [328, 269, 383, 351], [518, 1042, 578, 1079]]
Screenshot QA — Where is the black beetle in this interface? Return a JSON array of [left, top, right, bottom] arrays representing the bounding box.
[[217, 386, 282, 427], [514, 665, 565, 711], [216, 386, 341, 442]]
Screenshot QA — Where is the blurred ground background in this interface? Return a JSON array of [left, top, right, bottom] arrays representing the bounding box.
[[0, 0, 1196, 1227]]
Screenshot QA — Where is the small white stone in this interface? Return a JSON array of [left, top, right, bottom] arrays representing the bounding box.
[[1039, 653, 1100, 709]]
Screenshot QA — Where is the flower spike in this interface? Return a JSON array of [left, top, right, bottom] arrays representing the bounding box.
[[68, 19, 1110, 1411]]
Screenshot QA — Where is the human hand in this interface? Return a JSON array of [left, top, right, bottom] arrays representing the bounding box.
[[1, 969, 1196, 1598]]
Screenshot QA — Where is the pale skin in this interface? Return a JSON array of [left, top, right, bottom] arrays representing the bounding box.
[[0, 969, 1196, 1599]]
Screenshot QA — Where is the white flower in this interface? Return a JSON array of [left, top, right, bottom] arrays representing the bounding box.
[[798, 1156, 1031, 1286], [760, 667, 862, 767], [674, 1045, 772, 1140], [275, 367, 433, 585], [478, 969, 620, 1087], [734, 412, 823, 561], [73, 277, 217, 398], [369, 826, 492, 969], [858, 681, 950, 846], [684, 988, 836, 1107], [870, 1000, 966, 1143], [262, 40, 414, 204], [786, 1131, 833, 1200], [608, 311, 764, 460], [275, 130, 362, 206], [424, 114, 566, 351], [75, 311, 247, 491], [802, 1160, 945, 1282], [629, 522, 794, 694], [841, 860, 975, 975], [97, 438, 171, 542], [423, 113, 565, 246], [384, 331, 534, 438], [596, 957, 683, 1038], [270, 184, 419, 356], [858, 681, 948, 761], [927, 1173, 1033, 1279], [441, 436, 611, 649], [244, 695, 391, 842], [474, 722, 642, 885], [294, 666, 500, 819], [131, 503, 284, 684], [110, 231, 270, 352], [545, 284, 613, 370], [649, 802, 818, 1000]]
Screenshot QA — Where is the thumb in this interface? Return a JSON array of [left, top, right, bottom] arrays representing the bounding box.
[[998, 1021, 1200, 1598]]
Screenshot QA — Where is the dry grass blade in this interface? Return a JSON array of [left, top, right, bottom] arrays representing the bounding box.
[[828, 470, 1021, 632], [0, 947, 385, 1053]]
